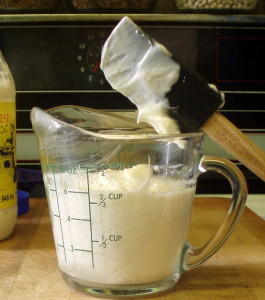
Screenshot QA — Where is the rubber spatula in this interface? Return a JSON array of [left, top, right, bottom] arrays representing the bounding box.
[[101, 16, 265, 182]]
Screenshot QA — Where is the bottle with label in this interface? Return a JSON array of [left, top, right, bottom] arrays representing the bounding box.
[[0, 51, 17, 241]]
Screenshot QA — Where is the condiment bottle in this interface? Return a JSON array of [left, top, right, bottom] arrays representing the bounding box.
[[0, 51, 17, 241]]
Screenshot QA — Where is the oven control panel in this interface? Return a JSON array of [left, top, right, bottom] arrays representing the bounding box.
[[2, 26, 265, 92]]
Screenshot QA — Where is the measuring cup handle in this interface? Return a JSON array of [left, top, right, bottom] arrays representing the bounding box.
[[183, 155, 248, 271]]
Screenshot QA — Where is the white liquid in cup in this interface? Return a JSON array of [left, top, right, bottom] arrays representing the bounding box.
[[45, 164, 195, 285]]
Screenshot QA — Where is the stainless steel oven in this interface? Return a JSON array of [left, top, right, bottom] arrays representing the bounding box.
[[0, 2, 264, 194]]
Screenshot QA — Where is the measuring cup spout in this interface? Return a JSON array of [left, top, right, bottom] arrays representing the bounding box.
[[31, 106, 134, 168]]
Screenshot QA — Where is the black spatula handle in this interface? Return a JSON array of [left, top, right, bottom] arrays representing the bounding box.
[[167, 62, 224, 133]]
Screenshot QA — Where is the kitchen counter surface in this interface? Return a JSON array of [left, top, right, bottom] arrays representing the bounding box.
[[0, 197, 264, 300]]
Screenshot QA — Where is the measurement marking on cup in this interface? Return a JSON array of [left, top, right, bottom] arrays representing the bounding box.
[[98, 198, 106, 207], [51, 167, 67, 264], [99, 238, 108, 248], [81, 166, 96, 268], [70, 217, 90, 222], [70, 240, 99, 253], [74, 248, 93, 253], [67, 190, 89, 194], [48, 165, 97, 268]]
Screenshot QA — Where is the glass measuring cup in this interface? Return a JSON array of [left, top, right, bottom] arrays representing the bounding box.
[[31, 105, 247, 298]]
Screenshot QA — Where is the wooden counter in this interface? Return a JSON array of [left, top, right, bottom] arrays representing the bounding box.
[[0, 197, 264, 300]]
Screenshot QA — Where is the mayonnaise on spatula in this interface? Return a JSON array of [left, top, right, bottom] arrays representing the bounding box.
[[101, 17, 265, 181], [101, 16, 181, 134]]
